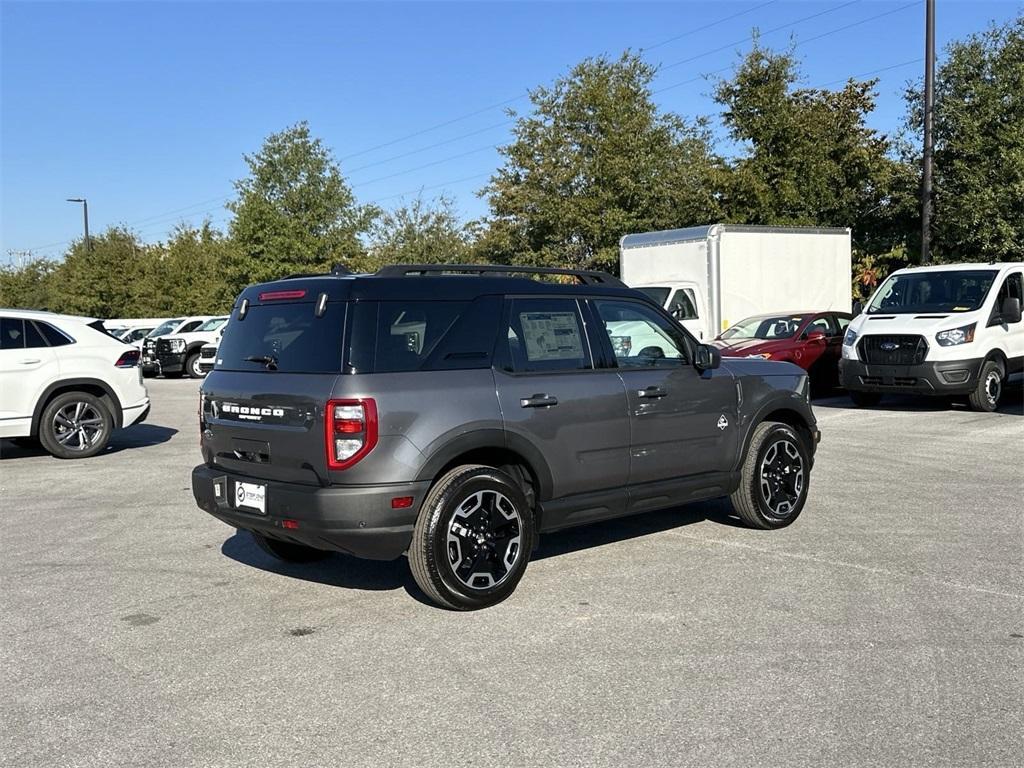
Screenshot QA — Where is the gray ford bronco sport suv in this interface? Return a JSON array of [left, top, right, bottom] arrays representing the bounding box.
[[192, 264, 819, 609]]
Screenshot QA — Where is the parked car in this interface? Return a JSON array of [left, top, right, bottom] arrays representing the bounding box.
[[197, 323, 227, 375], [155, 316, 228, 379], [714, 311, 852, 390], [141, 316, 214, 377], [116, 325, 157, 347], [842, 261, 1023, 411], [191, 264, 820, 610], [620, 224, 852, 340], [0, 309, 150, 458]]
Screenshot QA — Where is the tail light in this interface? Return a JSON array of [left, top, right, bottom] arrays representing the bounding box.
[[115, 349, 140, 367], [325, 398, 377, 470]]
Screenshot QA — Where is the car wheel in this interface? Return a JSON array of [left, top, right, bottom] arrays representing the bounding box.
[[251, 531, 330, 563], [409, 464, 534, 610], [968, 360, 1002, 412], [38, 392, 113, 459], [730, 421, 810, 530], [186, 351, 205, 379], [849, 390, 881, 407]]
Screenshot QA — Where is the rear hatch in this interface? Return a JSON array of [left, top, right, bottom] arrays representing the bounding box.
[[200, 291, 346, 486]]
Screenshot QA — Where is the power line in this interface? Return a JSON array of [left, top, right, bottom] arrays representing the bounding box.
[[819, 57, 923, 88], [641, 0, 779, 52], [344, 120, 513, 175]]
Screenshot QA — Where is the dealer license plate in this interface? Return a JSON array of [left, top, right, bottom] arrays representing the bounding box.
[[234, 481, 266, 514]]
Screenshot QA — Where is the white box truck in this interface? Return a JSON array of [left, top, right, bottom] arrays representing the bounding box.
[[619, 224, 852, 340]]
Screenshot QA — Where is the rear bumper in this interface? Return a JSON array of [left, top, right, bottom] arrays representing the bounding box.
[[840, 357, 983, 395], [122, 398, 151, 427], [191, 464, 430, 560]]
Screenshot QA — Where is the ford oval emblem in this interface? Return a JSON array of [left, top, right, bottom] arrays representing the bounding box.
[[879, 341, 899, 351]]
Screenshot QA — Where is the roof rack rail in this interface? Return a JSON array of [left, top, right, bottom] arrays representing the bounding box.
[[374, 263, 626, 287], [281, 263, 356, 280]]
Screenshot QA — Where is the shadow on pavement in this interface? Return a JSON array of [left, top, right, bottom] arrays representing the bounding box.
[[814, 390, 1023, 415], [219, 495, 743, 603], [0, 423, 178, 460]]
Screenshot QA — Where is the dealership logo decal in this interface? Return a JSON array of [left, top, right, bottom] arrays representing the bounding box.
[[220, 402, 285, 421]]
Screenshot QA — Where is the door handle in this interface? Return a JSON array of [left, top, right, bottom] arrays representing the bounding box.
[[520, 394, 559, 408], [637, 386, 667, 399], [18, 358, 41, 365]]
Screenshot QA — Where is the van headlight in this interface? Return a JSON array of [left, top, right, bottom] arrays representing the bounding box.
[[843, 328, 857, 346], [935, 323, 976, 346]]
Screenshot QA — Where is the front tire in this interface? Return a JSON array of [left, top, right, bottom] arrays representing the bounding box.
[[251, 531, 330, 563], [968, 360, 1002, 412], [409, 465, 534, 610], [38, 392, 113, 459], [849, 390, 881, 408], [730, 422, 810, 530], [186, 351, 205, 379]]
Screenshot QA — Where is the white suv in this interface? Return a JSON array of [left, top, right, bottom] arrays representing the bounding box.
[[0, 309, 151, 458]]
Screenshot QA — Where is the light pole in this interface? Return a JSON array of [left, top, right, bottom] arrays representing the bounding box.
[[66, 197, 91, 252], [921, 0, 935, 265]]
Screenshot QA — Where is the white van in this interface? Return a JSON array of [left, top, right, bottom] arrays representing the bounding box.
[[841, 262, 1023, 411]]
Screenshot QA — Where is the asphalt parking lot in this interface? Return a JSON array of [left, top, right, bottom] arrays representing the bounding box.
[[1, 378, 1022, 768]]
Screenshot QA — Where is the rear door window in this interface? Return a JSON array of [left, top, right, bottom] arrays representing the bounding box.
[[216, 302, 345, 373], [503, 298, 592, 373]]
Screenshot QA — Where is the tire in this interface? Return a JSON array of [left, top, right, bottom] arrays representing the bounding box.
[[849, 390, 881, 408], [185, 351, 205, 379], [968, 360, 1002, 412], [409, 464, 535, 610], [251, 531, 330, 563], [730, 422, 811, 530], [38, 391, 113, 459]]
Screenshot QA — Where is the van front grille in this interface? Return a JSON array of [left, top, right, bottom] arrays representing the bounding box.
[[858, 335, 927, 366]]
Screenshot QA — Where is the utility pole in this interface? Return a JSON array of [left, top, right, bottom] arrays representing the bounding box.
[[66, 197, 91, 252], [921, 0, 935, 264]]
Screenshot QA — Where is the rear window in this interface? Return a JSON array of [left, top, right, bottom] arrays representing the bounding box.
[[216, 302, 345, 373]]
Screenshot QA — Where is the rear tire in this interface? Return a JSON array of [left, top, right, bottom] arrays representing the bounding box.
[[849, 390, 881, 408], [251, 531, 330, 563], [730, 422, 810, 530], [968, 360, 1002, 412], [409, 465, 534, 610], [38, 391, 113, 459]]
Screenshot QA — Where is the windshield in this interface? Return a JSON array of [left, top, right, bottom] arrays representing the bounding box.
[[867, 270, 997, 314], [636, 287, 670, 306], [196, 317, 227, 332], [148, 319, 183, 337], [720, 314, 809, 341]]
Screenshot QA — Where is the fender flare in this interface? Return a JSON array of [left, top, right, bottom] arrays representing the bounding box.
[[415, 428, 555, 501], [31, 377, 124, 434], [732, 393, 816, 472]]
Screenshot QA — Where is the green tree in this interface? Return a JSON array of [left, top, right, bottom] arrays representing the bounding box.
[[0, 256, 58, 310], [50, 227, 152, 317], [481, 52, 723, 273], [367, 194, 473, 267], [227, 121, 378, 288], [138, 223, 236, 314], [904, 15, 1023, 262], [715, 42, 915, 257]]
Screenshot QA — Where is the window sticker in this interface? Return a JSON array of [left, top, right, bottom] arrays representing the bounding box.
[[520, 312, 584, 361]]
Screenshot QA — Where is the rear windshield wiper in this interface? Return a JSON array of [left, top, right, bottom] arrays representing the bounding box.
[[245, 354, 278, 370]]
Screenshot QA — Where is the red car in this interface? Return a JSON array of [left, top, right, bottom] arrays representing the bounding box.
[[713, 311, 853, 389]]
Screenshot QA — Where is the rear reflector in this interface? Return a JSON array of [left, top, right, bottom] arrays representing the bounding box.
[[258, 289, 307, 301], [115, 349, 140, 368], [391, 496, 414, 509], [282, 519, 300, 530]]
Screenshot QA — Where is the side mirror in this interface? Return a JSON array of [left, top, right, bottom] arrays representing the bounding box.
[[1000, 296, 1022, 324], [805, 329, 827, 342], [694, 344, 721, 372], [852, 299, 863, 318], [671, 306, 684, 320]]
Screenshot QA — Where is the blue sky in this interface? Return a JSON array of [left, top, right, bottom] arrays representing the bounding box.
[[2, 0, 1021, 262]]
